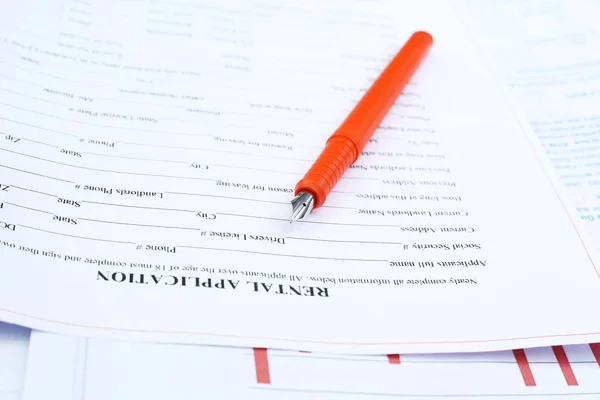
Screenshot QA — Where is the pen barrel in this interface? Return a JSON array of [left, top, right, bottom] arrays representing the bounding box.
[[333, 31, 433, 152], [294, 136, 356, 208], [294, 31, 433, 210]]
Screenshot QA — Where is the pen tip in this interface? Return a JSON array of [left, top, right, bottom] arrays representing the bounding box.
[[291, 191, 315, 222]]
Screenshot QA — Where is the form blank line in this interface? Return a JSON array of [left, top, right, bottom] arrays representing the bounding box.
[[83, 200, 195, 213], [18, 224, 135, 244], [210, 162, 378, 180], [11, 185, 58, 197], [0, 72, 44, 88], [117, 140, 313, 162], [302, 219, 399, 228], [83, 151, 187, 165], [0, 116, 78, 137], [5, 202, 53, 215], [220, 212, 398, 228], [79, 218, 205, 232], [0, 164, 74, 183], [0, 148, 215, 181], [21, 137, 62, 148], [288, 236, 402, 245], [167, 191, 289, 205], [180, 245, 386, 262], [0, 86, 71, 107], [0, 60, 106, 87], [218, 212, 290, 222], [167, 192, 355, 210], [0, 131, 61, 149]]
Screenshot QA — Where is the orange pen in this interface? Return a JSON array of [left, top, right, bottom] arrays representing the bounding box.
[[291, 31, 433, 221]]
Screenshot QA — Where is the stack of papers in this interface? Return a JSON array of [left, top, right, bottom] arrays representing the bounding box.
[[0, 323, 28, 400], [1, 0, 600, 397], [19, 332, 600, 398]]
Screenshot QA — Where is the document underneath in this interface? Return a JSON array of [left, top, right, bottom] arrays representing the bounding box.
[[461, 0, 600, 264], [1, 0, 600, 353], [0, 322, 29, 400], [23, 331, 600, 400]]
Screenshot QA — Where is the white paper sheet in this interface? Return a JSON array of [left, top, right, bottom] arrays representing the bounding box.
[[23, 331, 600, 400], [0, 322, 29, 400], [2, 0, 600, 353], [460, 0, 600, 263]]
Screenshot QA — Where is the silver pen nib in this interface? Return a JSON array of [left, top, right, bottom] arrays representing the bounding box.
[[291, 191, 315, 222]]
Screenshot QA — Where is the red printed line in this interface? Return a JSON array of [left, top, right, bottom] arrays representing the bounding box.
[[552, 346, 578, 386], [513, 349, 536, 386], [387, 354, 401, 364], [590, 343, 600, 367], [299, 350, 312, 353], [253, 348, 271, 384]]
